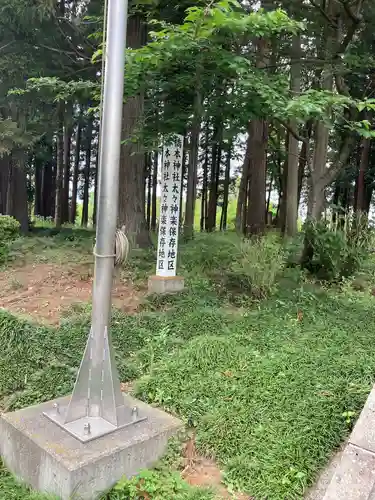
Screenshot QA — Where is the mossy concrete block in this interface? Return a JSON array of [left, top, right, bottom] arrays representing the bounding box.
[[0, 395, 182, 500]]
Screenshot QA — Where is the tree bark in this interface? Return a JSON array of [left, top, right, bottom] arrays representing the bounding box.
[[235, 132, 251, 233], [222, 141, 232, 231], [62, 103, 73, 224], [146, 153, 152, 229], [355, 137, 370, 212], [93, 144, 99, 227], [184, 89, 202, 240], [118, 15, 150, 247], [179, 134, 188, 227], [207, 119, 223, 231], [34, 155, 42, 216], [54, 106, 64, 228], [200, 125, 210, 232], [7, 154, 29, 233], [284, 35, 301, 237], [246, 117, 268, 235], [151, 150, 158, 232], [70, 118, 82, 224], [0, 155, 10, 214], [81, 119, 93, 227]]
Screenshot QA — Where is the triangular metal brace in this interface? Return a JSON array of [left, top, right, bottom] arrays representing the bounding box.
[[43, 327, 146, 442]]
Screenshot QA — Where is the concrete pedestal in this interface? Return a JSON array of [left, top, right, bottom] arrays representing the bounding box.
[[0, 395, 182, 500], [148, 275, 185, 295]]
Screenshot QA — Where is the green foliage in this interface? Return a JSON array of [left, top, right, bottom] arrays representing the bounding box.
[[102, 469, 213, 500], [3, 232, 375, 498], [135, 282, 375, 498], [0, 215, 20, 242], [230, 232, 286, 298], [0, 215, 20, 264], [302, 219, 373, 281], [9, 77, 99, 103]]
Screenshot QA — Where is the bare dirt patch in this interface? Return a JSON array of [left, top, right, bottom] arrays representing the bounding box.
[[0, 263, 143, 324], [182, 437, 252, 500]]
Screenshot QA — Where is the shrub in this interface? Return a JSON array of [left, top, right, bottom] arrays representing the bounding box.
[[230, 232, 286, 298], [302, 219, 372, 281], [0, 215, 20, 265], [0, 215, 20, 243], [180, 233, 241, 273]]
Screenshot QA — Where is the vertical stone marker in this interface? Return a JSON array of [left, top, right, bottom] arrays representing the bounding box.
[[149, 134, 185, 294]]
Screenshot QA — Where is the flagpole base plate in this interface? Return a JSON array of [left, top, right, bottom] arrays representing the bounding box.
[[43, 403, 146, 443]]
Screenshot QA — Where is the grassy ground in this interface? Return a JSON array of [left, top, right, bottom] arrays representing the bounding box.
[[1, 231, 375, 499]]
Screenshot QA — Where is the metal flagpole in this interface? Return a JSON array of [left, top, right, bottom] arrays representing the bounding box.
[[43, 0, 146, 442]]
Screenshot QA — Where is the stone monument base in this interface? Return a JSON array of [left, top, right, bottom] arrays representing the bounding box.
[[0, 394, 182, 500], [148, 275, 185, 295]]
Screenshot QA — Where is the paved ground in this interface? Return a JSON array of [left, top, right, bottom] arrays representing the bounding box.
[[306, 386, 375, 500]]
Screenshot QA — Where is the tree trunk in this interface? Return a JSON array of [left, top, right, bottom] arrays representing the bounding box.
[[34, 155, 42, 216], [62, 103, 73, 224], [0, 155, 10, 214], [222, 141, 232, 231], [118, 15, 150, 247], [7, 155, 29, 233], [355, 137, 370, 212], [200, 125, 209, 232], [146, 153, 152, 229], [54, 106, 64, 228], [81, 119, 93, 227], [42, 152, 55, 219], [184, 89, 202, 240], [284, 35, 301, 237], [246, 118, 268, 235], [235, 132, 251, 233], [207, 120, 223, 231], [245, 35, 269, 236], [151, 151, 158, 232], [179, 134, 188, 227], [70, 119, 82, 223], [93, 145, 99, 226]]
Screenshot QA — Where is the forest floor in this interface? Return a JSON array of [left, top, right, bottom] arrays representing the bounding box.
[[1, 229, 375, 499]]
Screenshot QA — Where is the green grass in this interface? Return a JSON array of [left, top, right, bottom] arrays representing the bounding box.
[[1, 231, 375, 498]]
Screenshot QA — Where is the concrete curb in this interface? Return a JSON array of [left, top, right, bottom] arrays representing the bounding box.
[[308, 385, 375, 500]]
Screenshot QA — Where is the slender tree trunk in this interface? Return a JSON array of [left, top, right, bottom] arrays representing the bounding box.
[[266, 174, 273, 215], [245, 35, 269, 236], [42, 148, 55, 219], [7, 155, 29, 233], [222, 141, 232, 231], [81, 119, 93, 227], [93, 146, 99, 226], [246, 118, 268, 235], [355, 137, 370, 212], [278, 130, 288, 230], [180, 134, 188, 227], [62, 103, 73, 224], [0, 155, 10, 214], [70, 119, 82, 223], [118, 15, 150, 247], [54, 106, 64, 228], [207, 120, 223, 231], [184, 89, 202, 240], [236, 132, 251, 233], [34, 155, 42, 216], [151, 151, 158, 232], [284, 35, 301, 237], [201, 125, 209, 232], [146, 153, 152, 229]]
